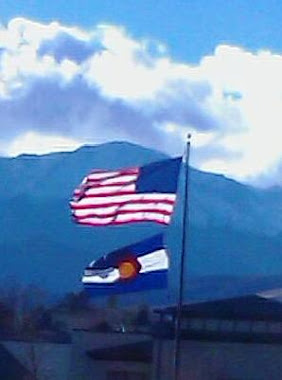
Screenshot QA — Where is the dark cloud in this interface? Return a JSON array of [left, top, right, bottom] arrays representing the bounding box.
[[154, 93, 218, 131], [0, 77, 184, 153], [38, 31, 102, 63], [139, 79, 219, 131]]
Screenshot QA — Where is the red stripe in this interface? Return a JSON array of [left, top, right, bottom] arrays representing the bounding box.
[[87, 169, 139, 181], [73, 208, 172, 220], [74, 179, 137, 192], [89, 168, 138, 175], [74, 218, 169, 226], [71, 198, 175, 210], [75, 190, 136, 198]]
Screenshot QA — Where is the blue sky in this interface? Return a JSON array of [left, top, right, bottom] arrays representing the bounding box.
[[0, 1, 282, 186], [2, 0, 282, 62]]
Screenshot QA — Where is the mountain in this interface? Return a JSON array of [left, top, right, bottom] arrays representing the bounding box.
[[1, 141, 282, 305]]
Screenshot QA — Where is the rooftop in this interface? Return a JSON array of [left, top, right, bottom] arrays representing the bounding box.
[[155, 295, 282, 321]]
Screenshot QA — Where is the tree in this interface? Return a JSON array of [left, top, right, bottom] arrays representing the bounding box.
[[107, 294, 119, 309], [134, 304, 150, 327], [0, 283, 49, 336], [59, 290, 90, 311]]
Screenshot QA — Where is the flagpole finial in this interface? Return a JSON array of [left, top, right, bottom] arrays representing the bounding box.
[[187, 133, 192, 142]]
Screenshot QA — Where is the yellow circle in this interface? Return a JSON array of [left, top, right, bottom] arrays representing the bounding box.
[[119, 261, 136, 279]]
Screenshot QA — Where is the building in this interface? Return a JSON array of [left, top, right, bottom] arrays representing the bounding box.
[[69, 329, 152, 380], [0, 343, 30, 380], [3, 294, 282, 379], [2, 339, 72, 380], [153, 295, 282, 380]]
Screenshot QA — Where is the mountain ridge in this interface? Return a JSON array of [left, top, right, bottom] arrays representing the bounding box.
[[1, 141, 282, 304]]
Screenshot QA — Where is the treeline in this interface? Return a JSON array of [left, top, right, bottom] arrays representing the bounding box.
[[0, 284, 62, 340], [0, 286, 152, 340]]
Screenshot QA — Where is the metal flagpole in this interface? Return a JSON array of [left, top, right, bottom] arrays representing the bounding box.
[[172, 133, 191, 380]]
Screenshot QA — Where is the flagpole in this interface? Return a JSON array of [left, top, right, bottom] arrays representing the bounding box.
[[173, 133, 191, 380]]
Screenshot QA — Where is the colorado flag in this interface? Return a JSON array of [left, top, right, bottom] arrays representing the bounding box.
[[82, 234, 169, 295]]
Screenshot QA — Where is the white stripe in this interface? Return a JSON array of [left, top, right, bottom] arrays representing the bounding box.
[[74, 174, 138, 195], [77, 212, 171, 225], [87, 169, 138, 181], [93, 173, 138, 186], [82, 268, 119, 284], [71, 193, 176, 207], [73, 202, 174, 217], [139, 249, 168, 273], [87, 170, 124, 180], [81, 183, 136, 196]]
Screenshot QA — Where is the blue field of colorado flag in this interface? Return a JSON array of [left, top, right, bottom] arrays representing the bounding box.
[[70, 157, 181, 226], [82, 234, 169, 295]]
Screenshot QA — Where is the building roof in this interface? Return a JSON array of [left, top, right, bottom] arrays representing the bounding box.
[[154, 295, 282, 344], [155, 295, 282, 321], [0, 343, 30, 380], [87, 340, 152, 363]]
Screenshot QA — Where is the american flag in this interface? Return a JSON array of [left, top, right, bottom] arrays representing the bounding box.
[[70, 157, 181, 226]]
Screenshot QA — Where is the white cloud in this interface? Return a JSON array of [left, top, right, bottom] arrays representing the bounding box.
[[0, 18, 282, 186], [194, 45, 282, 184], [0, 18, 83, 96], [6, 131, 82, 156]]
